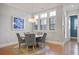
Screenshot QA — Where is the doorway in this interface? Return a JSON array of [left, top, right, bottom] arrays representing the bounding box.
[[70, 15, 78, 40]]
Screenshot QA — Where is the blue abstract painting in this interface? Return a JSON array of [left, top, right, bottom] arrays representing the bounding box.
[[13, 17, 24, 30]]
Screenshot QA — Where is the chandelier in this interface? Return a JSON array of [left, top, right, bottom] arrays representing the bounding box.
[[28, 15, 37, 23]]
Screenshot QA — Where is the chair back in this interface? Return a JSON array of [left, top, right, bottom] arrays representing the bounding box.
[[30, 34, 36, 45], [16, 33, 26, 48], [41, 33, 47, 42], [24, 34, 36, 46], [16, 33, 22, 43]]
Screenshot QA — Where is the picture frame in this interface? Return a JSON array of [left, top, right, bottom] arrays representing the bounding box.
[[12, 16, 24, 30]]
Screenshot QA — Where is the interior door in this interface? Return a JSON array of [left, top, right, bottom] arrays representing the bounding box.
[[70, 15, 78, 37]]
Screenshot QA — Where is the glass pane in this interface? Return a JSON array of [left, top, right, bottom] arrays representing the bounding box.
[[50, 11, 56, 17], [44, 13, 47, 17], [40, 13, 47, 18], [34, 19, 38, 24], [74, 18, 78, 30], [49, 24, 55, 30], [34, 15, 39, 19], [40, 25, 47, 30], [49, 17, 55, 24], [49, 17, 56, 30], [40, 19, 47, 25]]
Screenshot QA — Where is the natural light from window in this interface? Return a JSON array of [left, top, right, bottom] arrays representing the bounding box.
[[49, 10, 56, 17]]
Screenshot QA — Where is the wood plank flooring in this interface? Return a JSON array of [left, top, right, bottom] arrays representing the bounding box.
[[64, 39, 78, 55], [0, 39, 78, 55]]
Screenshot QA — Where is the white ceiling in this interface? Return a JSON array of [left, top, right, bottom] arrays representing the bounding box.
[[5, 3, 61, 14], [4, 3, 79, 14], [64, 3, 79, 11]]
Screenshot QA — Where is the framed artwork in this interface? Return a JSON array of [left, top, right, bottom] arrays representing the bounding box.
[[12, 17, 24, 30]]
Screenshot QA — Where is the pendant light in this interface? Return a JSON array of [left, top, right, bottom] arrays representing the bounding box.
[[28, 4, 36, 23], [28, 15, 36, 23]]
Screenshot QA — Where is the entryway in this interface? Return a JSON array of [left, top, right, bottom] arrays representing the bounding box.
[[70, 15, 78, 41]]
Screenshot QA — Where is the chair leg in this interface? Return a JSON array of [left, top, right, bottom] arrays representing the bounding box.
[[26, 46, 29, 52], [33, 45, 36, 51], [34, 45, 36, 49], [19, 44, 21, 49]]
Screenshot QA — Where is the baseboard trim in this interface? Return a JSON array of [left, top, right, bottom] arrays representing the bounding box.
[[0, 42, 18, 48], [46, 40, 64, 46], [0, 40, 64, 48], [71, 37, 77, 39]]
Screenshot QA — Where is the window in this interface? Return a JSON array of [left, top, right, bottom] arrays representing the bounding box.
[[40, 18, 47, 30], [49, 17, 56, 30], [50, 11, 56, 16], [40, 13, 47, 18], [33, 15, 39, 30], [40, 13, 47, 30], [49, 11, 56, 30], [74, 18, 78, 30]]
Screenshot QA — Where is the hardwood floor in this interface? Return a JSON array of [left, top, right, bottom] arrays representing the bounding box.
[[0, 44, 17, 55], [0, 39, 78, 55], [64, 39, 78, 55]]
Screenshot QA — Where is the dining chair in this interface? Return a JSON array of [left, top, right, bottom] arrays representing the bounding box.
[[16, 33, 26, 49], [38, 33, 47, 49], [24, 34, 36, 51]]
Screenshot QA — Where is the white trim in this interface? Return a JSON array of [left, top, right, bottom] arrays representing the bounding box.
[[70, 37, 77, 39], [67, 10, 79, 42], [0, 40, 64, 48], [0, 42, 18, 48], [63, 38, 69, 45], [78, 14, 79, 42], [46, 40, 64, 46]]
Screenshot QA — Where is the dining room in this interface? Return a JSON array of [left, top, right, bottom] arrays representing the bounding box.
[[0, 3, 79, 55], [0, 3, 64, 55]]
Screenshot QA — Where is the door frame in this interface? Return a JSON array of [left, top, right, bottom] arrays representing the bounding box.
[[67, 12, 79, 41], [69, 15, 78, 39]]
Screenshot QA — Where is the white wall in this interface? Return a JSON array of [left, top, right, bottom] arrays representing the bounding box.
[[47, 5, 64, 44], [66, 9, 79, 43], [78, 14, 79, 43], [33, 5, 65, 45], [0, 4, 67, 47], [55, 5, 64, 43], [64, 10, 70, 44], [64, 9, 79, 42], [0, 4, 32, 48]]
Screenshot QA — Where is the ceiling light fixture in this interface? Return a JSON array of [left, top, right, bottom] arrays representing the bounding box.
[[28, 4, 36, 23], [28, 15, 36, 23]]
